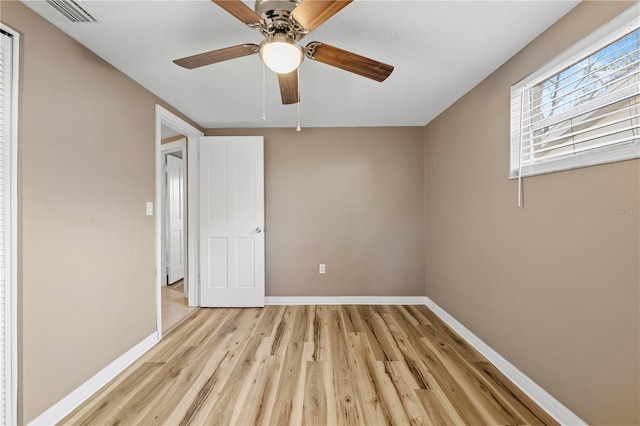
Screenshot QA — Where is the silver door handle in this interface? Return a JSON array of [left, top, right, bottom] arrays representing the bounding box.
[[255, 227, 263, 233]]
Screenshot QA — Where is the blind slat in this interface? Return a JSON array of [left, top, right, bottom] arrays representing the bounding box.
[[522, 134, 639, 165], [528, 109, 640, 148], [523, 124, 640, 158]]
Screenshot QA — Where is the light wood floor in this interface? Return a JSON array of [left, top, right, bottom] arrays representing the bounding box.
[[161, 281, 197, 334], [60, 305, 558, 426]]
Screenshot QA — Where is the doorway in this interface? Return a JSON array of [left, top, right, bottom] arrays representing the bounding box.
[[160, 133, 194, 332], [155, 106, 203, 338]]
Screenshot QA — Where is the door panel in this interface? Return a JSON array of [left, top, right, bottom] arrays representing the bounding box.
[[199, 136, 265, 307], [236, 237, 256, 288], [207, 237, 228, 288]]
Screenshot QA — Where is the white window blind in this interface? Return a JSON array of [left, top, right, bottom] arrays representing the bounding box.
[[0, 25, 16, 426], [510, 7, 640, 181]]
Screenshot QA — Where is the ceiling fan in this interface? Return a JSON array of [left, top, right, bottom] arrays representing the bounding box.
[[173, 0, 394, 105]]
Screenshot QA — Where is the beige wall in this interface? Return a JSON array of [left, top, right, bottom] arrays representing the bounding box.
[[1, 1, 201, 422], [206, 128, 425, 297], [423, 1, 639, 424]]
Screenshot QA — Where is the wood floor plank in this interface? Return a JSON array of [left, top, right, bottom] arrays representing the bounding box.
[[303, 361, 328, 426], [343, 305, 367, 333], [234, 355, 281, 426], [366, 353, 412, 425], [60, 305, 559, 426], [176, 350, 235, 426], [311, 305, 329, 362], [327, 308, 363, 425], [417, 318, 485, 363], [394, 305, 426, 327], [290, 304, 310, 343], [415, 388, 464, 425], [201, 321, 266, 425], [411, 339, 487, 424], [385, 360, 431, 425], [403, 305, 433, 326], [268, 342, 305, 425], [254, 304, 285, 338], [59, 361, 165, 425], [472, 361, 558, 425], [180, 308, 268, 425], [419, 318, 552, 424], [345, 332, 393, 426], [138, 332, 236, 425], [104, 346, 197, 425], [290, 342, 315, 426], [355, 305, 400, 361], [147, 308, 222, 363], [420, 334, 519, 425], [377, 306, 436, 390], [374, 309, 488, 424]]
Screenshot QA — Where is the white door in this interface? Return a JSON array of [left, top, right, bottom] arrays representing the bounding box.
[[167, 154, 184, 284], [199, 136, 265, 307]]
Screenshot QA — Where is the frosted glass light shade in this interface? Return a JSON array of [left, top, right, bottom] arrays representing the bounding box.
[[260, 37, 303, 74]]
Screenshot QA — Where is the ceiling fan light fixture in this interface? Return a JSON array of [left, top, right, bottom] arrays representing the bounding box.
[[259, 35, 303, 74]]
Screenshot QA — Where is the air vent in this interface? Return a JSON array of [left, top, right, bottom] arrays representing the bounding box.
[[45, 0, 97, 23]]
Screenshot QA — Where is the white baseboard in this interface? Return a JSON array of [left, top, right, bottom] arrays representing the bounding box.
[[265, 296, 429, 305], [424, 297, 585, 425], [28, 332, 159, 426]]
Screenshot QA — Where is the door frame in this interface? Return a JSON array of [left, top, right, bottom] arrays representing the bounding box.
[[1, 23, 19, 426], [155, 105, 203, 339], [161, 140, 186, 287]]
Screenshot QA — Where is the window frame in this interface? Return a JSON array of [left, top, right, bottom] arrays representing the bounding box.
[[509, 6, 640, 179]]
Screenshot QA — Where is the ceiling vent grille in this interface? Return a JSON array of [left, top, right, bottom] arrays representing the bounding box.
[[45, 0, 97, 23]]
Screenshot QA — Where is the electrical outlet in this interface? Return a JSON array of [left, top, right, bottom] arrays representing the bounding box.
[[146, 201, 153, 216], [319, 264, 326, 274]]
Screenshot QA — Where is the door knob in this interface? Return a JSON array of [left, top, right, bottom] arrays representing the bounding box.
[[255, 227, 263, 233]]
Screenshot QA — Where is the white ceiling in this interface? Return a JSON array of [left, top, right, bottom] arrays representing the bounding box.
[[22, 0, 579, 129]]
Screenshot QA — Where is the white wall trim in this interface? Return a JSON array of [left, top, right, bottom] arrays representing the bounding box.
[[155, 105, 203, 338], [424, 297, 586, 425], [186, 136, 200, 307], [27, 333, 159, 426], [265, 296, 429, 305]]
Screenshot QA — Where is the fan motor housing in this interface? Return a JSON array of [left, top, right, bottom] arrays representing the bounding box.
[[255, 0, 306, 41], [255, 0, 299, 16]]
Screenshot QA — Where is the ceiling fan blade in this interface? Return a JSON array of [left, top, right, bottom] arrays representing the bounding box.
[[291, 0, 352, 32], [174, 44, 259, 69], [305, 42, 394, 82], [211, 0, 262, 26], [278, 71, 299, 105]]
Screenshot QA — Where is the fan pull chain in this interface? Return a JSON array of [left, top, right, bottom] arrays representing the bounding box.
[[262, 61, 266, 121], [296, 67, 301, 132]]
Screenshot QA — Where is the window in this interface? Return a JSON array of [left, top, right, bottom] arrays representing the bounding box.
[[510, 7, 639, 179]]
